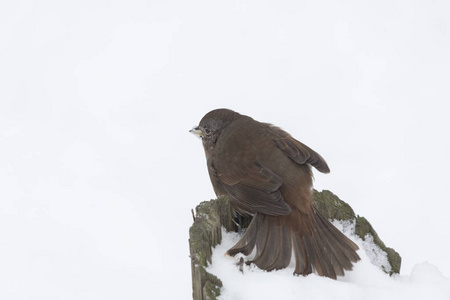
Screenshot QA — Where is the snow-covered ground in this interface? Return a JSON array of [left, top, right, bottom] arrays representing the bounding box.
[[1, 0, 450, 299], [209, 225, 450, 300]]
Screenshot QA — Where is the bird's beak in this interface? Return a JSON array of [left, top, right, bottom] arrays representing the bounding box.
[[190, 126, 203, 138]]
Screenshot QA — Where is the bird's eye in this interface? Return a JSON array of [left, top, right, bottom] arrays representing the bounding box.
[[204, 128, 211, 135]]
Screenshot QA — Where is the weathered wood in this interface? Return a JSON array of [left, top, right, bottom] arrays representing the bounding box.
[[189, 190, 402, 299], [189, 196, 235, 300]]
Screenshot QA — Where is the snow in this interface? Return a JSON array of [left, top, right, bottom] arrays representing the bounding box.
[[1, 0, 450, 299], [208, 227, 450, 300], [332, 219, 392, 273]]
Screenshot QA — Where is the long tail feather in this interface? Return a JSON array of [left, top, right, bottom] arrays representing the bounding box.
[[227, 207, 361, 279]]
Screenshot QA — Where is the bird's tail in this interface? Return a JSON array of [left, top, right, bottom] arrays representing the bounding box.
[[226, 207, 360, 279]]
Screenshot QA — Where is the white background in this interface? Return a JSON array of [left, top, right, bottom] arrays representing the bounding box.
[[1, 0, 449, 299]]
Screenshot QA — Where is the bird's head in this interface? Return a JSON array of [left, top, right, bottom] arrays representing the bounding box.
[[190, 108, 240, 155]]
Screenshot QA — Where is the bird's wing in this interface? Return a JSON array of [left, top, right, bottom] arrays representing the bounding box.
[[217, 163, 292, 216], [275, 135, 330, 173]]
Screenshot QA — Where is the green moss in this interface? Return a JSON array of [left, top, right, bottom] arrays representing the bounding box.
[[189, 197, 233, 299], [202, 274, 222, 300], [385, 247, 402, 275], [312, 189, 356, 221], [354, 216, 401, 275]]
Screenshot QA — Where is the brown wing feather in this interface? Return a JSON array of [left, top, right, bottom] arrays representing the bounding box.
[[217, 163, 291, 216], [274, 134, 330, 173]]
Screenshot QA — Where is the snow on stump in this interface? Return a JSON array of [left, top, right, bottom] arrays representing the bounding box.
[[188, 190, 402, 300], [312, 190, 402, 275]]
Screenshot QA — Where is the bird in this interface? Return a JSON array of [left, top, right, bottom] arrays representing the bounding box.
[[190, 108, 360, 279]]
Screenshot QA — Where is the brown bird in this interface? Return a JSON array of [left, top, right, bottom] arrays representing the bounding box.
[[190, 108, 360, 279]]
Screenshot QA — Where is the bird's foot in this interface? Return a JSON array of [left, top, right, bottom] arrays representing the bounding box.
[[236, 257, 245, 273]]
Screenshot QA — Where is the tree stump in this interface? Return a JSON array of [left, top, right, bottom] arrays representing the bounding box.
[[188, 190, 401, 299]]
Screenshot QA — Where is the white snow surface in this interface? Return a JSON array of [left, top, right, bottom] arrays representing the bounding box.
[[208, 227, 450, 300], [1, 0, 450, 299]]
